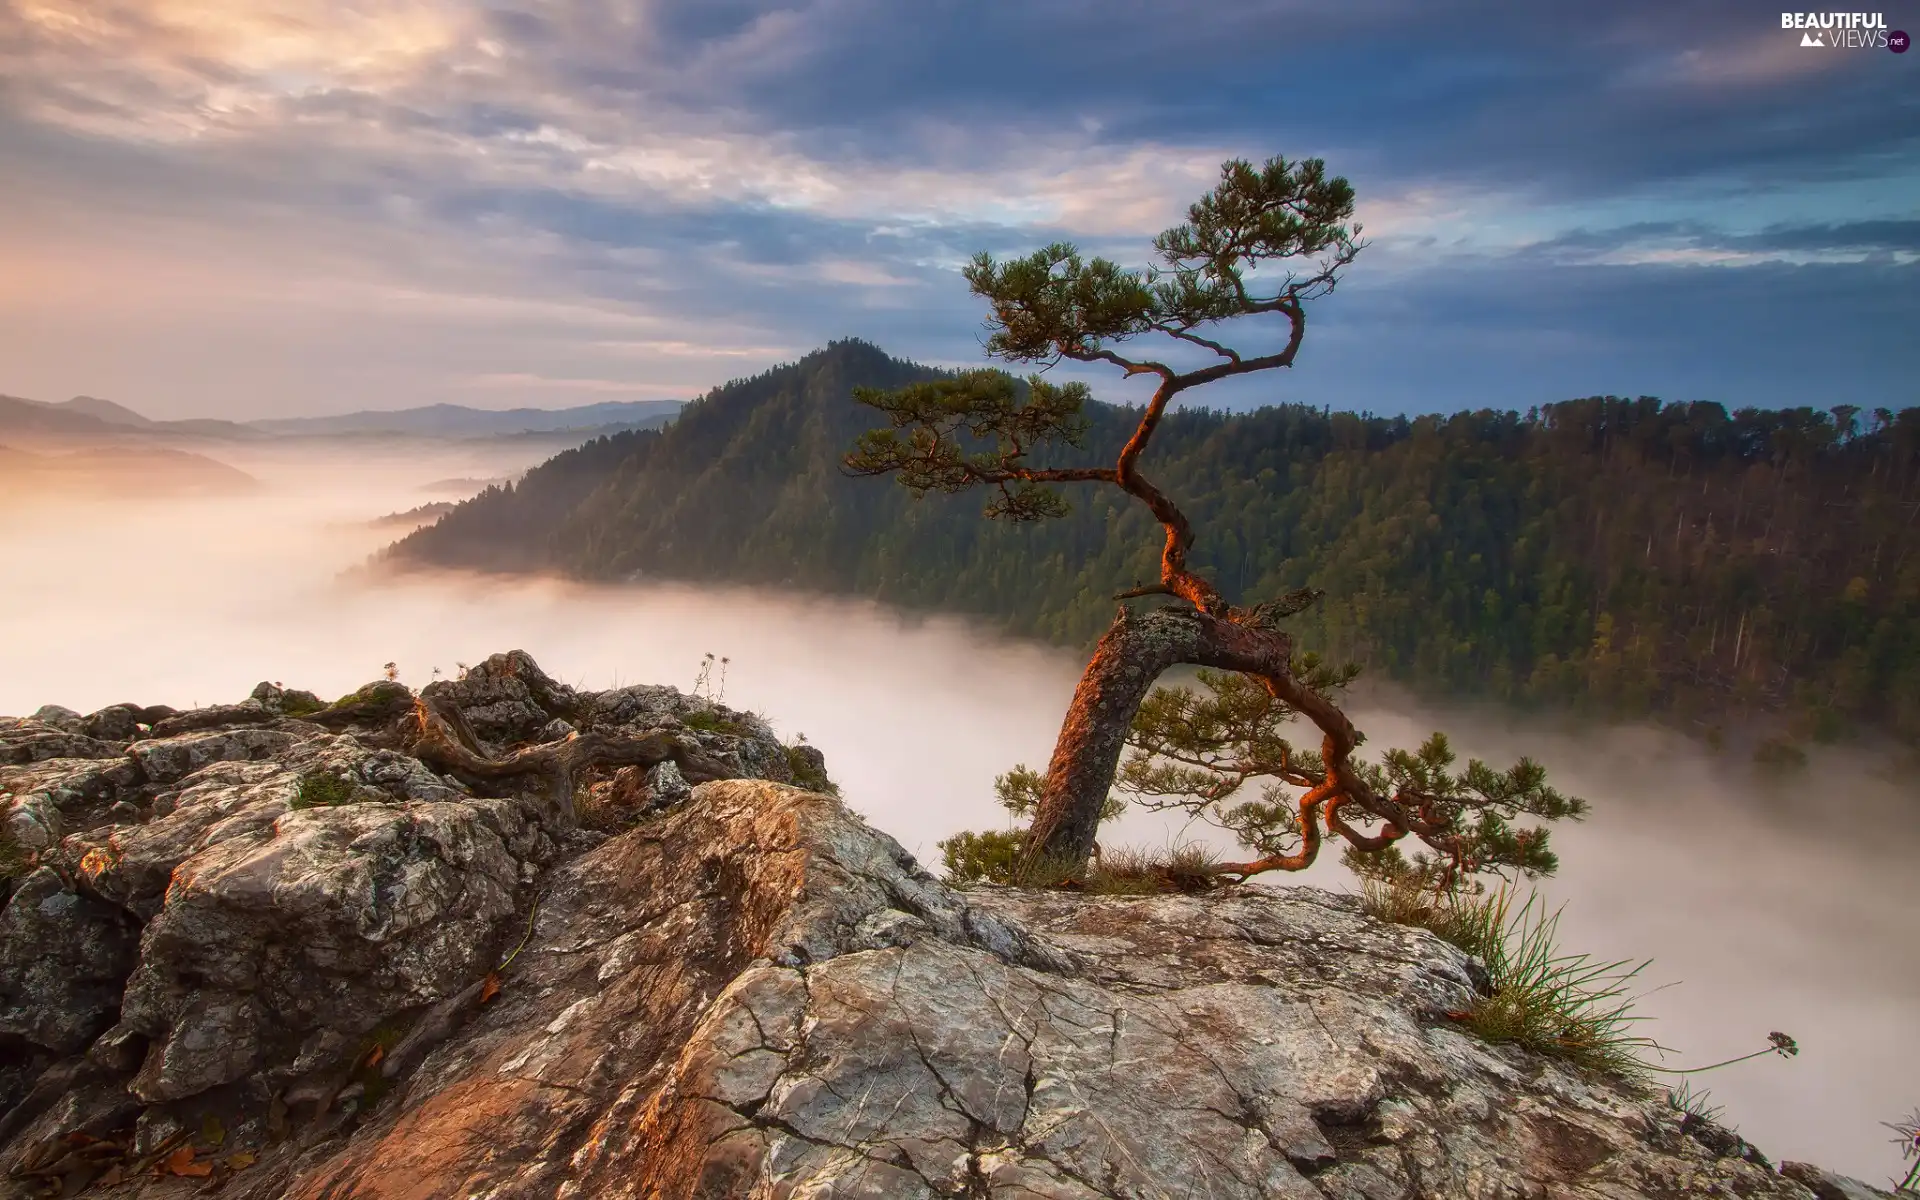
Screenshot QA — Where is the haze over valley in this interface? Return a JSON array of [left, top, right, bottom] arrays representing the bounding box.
[[1, 439, 1913, 1181]]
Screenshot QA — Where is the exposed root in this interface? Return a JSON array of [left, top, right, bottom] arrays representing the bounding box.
[[292, 676, 737, 827]]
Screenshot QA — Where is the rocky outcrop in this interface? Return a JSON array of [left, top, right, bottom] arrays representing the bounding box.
[[1779, 1162, 1906, 1200], [0, 653, 796, 1180], [0, 653, 1883, 1198]]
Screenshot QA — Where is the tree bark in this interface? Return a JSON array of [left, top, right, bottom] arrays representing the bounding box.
[[1023, 605, 1294, 867], [404, 694, 733, 824]]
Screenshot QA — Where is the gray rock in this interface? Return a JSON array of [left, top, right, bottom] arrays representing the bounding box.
[[149, 700, 278, 738], [584, 686, 793, 784], [0, 717, 124, 765], [466, 648, 578, 716], [175, 778, 1815, 1199], [643, 758, 691, 807], [3, 790, 60, 853], [85, 1022, 148, 1074], [117, 797, 522, 1101], [418, 675, 551, 752], [0, 868, 140, 1053], [1782, 1161, 1904, 1200], [29, 705, 85, 734], [787, 741, 829, 783], [66, 758, 300, 918], [129, 726, 303, 784], [132, 1108, 188, 1158], [585, 682, 685, 727], [81, 703, 144, 742], [0, 753, 146, 849]]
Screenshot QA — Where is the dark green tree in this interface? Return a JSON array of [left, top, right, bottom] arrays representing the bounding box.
[[846, 155, 1584, 879]]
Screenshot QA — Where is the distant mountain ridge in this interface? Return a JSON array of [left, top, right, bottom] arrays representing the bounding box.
[[0, 394, 257, 440], [389, 339, 1920, 752], [0, 393, 684, 442], [248, 399, 685, 437], [57, 395, 154, 427]]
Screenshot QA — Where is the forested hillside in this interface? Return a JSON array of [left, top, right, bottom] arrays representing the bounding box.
[[392, 340, 1920, 750]]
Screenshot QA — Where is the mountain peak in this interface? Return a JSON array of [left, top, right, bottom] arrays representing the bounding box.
[[57, 396, 154, 427]]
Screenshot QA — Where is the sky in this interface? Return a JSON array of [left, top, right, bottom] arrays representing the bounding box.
[[1, 0, 1916, 419]]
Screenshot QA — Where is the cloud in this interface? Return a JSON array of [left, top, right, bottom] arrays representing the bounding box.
[[0, 0, 1912, 416], [1511, 218, 1920, 267]]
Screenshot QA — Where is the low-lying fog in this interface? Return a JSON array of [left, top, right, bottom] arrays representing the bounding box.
[[3, 442, 1915, 1182]]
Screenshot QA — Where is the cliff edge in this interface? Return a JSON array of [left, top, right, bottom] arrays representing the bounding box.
[[0, 653, 1896, 1198]]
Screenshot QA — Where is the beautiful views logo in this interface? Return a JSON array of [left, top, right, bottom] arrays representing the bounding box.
[[1780, 11, 1905, 49]]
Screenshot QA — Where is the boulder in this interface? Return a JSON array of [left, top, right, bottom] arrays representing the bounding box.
[[643, 758, 691, 807], [0, 718, 124, 766], [79, 705, 143, 743], [149, 701, 279, 738], [128, 727, 303, 784], [466, 650, 579, 715], [27, 707, 84, 735], [0, 869, 140, 1054], [1781, 1162, 1904, 1200], [117, 796, 524, 1102], [417, 676, 552, 752], [1, 755, 147, 850]]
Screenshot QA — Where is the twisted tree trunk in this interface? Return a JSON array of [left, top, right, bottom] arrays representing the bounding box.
[[1022, 605, 1294, 867], [1022, 602, 1424, 876]]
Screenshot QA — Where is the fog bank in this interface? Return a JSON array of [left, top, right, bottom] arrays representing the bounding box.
[[1, 444, 1914, 1183]]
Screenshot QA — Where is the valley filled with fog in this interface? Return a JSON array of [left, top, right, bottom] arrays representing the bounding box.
[[2, 443, 1915, 1182]]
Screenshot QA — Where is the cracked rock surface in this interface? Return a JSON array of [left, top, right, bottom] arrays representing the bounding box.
[[0, 655, 1878, 1198], [230, 783, 1840, 1199]]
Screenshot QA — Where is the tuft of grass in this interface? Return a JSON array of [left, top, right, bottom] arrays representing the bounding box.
[[1007, 853, 1090, 890], [784, 743, 839, 796], [279, 692, 326, 717], [333, 684, 387, 708], [346, 1019, 411, 1111], [1084, 843, 1225, 895], [1363, 878, 1660, 1078], [1161, 842, 1228, 893], [681, 708, 748, 737], [1458, 891, 1661, 1079], [939, 831, 1222, 895], [574, 780, 637, 832], [574, 786, 613, 832], [1666, 1081, 1725, 1126], [1360, 875, 1504, 961], [1082, 846, 1168, 895], [290, 772, 355, 810]]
